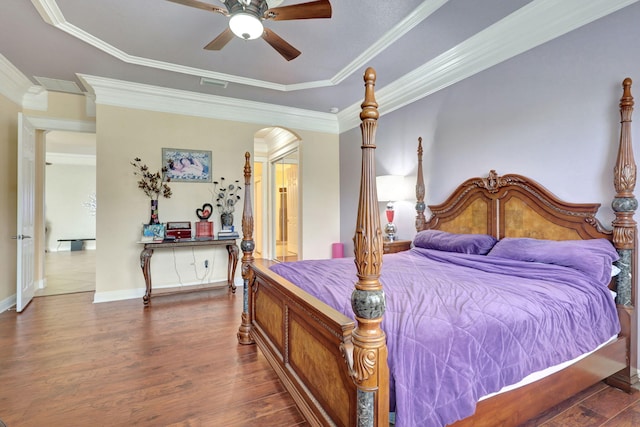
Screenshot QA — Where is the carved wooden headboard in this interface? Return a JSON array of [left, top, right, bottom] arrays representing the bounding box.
[[416, 166, 611, 242], [413, 77, 636, 312]]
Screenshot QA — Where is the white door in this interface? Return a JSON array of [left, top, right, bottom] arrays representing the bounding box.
[[16, 113, 36, 312]]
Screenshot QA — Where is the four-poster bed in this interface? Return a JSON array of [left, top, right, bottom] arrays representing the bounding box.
[[236, 69, 637, 426]]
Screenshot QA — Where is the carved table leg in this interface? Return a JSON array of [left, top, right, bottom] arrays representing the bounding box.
[[227, 243, 239, 293], [140, 247, 154, 305]]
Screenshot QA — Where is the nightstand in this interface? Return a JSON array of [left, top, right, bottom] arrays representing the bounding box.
[[383, 239, 412, 254]]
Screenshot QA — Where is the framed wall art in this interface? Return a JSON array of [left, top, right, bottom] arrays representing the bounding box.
[[162, 148, 212, 183]]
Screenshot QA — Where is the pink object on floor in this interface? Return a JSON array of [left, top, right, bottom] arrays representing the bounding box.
[[331, 243, 344, 258]]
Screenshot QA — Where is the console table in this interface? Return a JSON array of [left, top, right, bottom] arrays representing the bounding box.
[[139, 238, 239, 305]]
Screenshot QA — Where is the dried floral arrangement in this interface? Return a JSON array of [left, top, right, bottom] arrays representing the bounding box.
[[131, 157, 172, 199], [211, 177, 241, 214]]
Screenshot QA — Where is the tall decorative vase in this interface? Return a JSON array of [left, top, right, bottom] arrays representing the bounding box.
[[149, 199, 160, 225], [221, 212, 233, 228]]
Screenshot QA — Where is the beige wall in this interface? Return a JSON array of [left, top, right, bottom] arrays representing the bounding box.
[[94, 105, 339, 301], [298, 132, 340, 259], [0, 88, 339, 306], [24, 92, 94, 122], [0, 93, 20, 306]]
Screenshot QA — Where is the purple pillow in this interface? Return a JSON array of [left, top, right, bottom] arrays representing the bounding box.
[[412, 230, 498, 255], [487, 237, 619, 284]]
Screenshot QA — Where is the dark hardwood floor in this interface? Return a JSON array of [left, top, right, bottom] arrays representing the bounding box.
[[520, 380, 640, 426], [0, 290, 307, 427], [1, 287, 639, 426]]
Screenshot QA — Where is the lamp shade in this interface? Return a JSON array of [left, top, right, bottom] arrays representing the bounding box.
[[376, 175, 404, 202], [229, 13, 264, 40]]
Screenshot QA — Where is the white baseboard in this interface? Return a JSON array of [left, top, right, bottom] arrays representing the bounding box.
[[93, 288, 145, 304], [0, 294, 16, 314], [48, 247, 97, 253], [93, 278, 242, 304]]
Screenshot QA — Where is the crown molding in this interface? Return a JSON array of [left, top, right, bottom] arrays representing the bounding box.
[[32, 0, 443, 92], [0, 54, 48, 110], [338, 0, 640, 132], [78, 74, 339, 133], [18, 0, 639, 134], [23, 86, 49, 111], [0, 54, 32, 104], [330, 0, 448, 85]]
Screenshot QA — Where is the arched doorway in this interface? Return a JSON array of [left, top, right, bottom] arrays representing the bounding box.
[[253, 127, 300, 262]]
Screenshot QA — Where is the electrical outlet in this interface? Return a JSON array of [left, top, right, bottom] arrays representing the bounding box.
[[204, 260, 209, 268]]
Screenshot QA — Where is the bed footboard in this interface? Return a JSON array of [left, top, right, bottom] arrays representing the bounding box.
[[250, 259, 358, 426], [237, 68, 389, 426]]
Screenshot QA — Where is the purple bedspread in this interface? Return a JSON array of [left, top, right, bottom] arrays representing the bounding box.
[[269, 248, 620, 427]]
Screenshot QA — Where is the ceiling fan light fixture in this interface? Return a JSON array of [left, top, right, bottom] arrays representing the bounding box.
[[229, 13, 264, 40]]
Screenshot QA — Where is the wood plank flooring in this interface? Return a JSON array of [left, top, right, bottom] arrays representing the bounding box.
[[36, 250, 96, 297], [520, 380, 640, 426], [1, 250, 639, 426], [0, 290, 307, 426]]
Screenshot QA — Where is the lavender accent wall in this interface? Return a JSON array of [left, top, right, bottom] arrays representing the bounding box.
[[340, 3, 640, 256]]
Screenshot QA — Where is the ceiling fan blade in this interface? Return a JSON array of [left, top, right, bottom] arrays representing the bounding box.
[[262, 28, 301, 61], [204, 28, 235, 50], [264, 0, 332, 21], [166, 0, 228, 15]]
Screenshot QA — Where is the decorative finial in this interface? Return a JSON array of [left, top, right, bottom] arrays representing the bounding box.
[[621, 78, 634, 110], [360, 67, 379, 122]]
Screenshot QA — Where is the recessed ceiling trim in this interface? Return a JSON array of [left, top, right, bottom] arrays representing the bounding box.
[[32, 0, 442, 92], [18, 0, 637, 133], [78, 74, 339, 134], [338, 0, 640, 132], [31, 0, 636, 105], [30, 0, 65, 26], [32, 0, 288, 90], [330, 0, 449, 85]]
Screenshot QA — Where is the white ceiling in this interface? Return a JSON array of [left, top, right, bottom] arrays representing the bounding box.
[[1, 0, 638, 120]]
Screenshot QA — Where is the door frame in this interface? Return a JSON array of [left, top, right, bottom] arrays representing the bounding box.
[[269, 143, 300, 262], [19, 117, 96, 305], [253, 156, 267, 259]]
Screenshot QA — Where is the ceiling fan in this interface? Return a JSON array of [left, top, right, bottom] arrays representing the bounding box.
[[167, 0, 332, 61]]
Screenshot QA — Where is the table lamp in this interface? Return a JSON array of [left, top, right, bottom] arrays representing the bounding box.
[[376, 175, 404, 241]]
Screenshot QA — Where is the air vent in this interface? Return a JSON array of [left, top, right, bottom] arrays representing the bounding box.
[[200, 77, 229, 89], [34, 76, 83, 94]]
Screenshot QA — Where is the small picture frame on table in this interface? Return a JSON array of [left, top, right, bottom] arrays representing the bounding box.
[[142, 224, 165, 242]]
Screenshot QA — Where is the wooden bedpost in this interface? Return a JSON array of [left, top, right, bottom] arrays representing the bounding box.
[[349, 67, 389, 427], [609, 78, 638, 390], [237, 152, 255, 345], [415, 137, 426, 232]]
